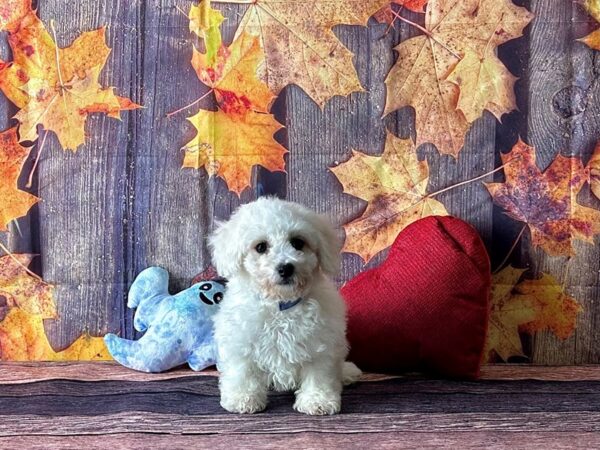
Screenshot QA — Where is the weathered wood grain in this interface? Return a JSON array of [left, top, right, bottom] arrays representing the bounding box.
[[0, 367, 599, 447], [30, 1, 138, 349], [523, 0, 600, 364], [5, 432, 600, 450], [3, 362, 600, 384], [4, 376, 600, 400], [0, 375, 599, 436], [1, 409, 599, 436]]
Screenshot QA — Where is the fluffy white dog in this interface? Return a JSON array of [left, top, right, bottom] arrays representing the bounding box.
[[209, 197, 360, 415]]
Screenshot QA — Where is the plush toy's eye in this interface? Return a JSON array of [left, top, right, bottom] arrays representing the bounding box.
[[200, 283, 211, 291], [290, 237, 305, 251], [255, 242, 268, 254], [213, 292, 223, 304]]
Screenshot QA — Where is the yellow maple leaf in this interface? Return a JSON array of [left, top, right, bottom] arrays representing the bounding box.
[[182, 4, 286, 196], [485, 267, 583, 362], [184, 107, 286, 195], [384, 0, 532, 157], [584, 0, 600, 21], [330, 131, 448, 262], [214, 0, 389, 107], [446, 49, 518, 123], [189, 0, 225, 65], [0, 127, 38, 231], [514, 274, 583, 339], [0, 11, 139, 151], [0, 254, 56, 319], [0, 307, 111, 361]]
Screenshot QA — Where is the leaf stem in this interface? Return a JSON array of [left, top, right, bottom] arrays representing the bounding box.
[[0, 241, 43, 281], [166, 89, 214, 118], [427, 156, 521, 199], [26, 130, 48, 189], [492, 224, 526, 274], [50, 20, 74, 139], [50, 20, 66, 89]]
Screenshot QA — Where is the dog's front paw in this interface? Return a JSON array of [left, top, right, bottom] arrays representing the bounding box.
[[221, 393, 267, 414], [294, 391, 341, 415]]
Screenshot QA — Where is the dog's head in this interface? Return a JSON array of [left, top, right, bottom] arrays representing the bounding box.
[[208, 197, 341, 299]]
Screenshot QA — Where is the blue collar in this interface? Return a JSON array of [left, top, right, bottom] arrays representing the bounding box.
[[279, 297, 303, 311]]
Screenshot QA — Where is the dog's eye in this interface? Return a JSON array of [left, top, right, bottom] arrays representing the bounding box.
[[255, 242, 268, 254], [290, 237, 305, 251]]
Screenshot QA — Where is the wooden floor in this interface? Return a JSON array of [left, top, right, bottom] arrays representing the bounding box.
[[0, 364, 599, 449]]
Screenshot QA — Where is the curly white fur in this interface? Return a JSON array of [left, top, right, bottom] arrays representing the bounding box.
[[209, 197, 360, 415]]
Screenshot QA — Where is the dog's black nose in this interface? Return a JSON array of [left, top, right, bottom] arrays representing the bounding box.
[[277, 263, 295, 278]]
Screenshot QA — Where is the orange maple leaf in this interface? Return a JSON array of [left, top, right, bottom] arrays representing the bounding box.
[[331, 131, 448, 262], [0, 127, 38, 231], [181, 1, 286, 195], [214, 0, 389, 107], [384, 0, 532, 157], [0, 254, 55, 319], [374, 0, 428, 24], [0, 0, 30, 33], [485, 266, 582, 362], [0, 307, 111, 361], [0, 10, 140, 151], [485, 140, 600, 257]]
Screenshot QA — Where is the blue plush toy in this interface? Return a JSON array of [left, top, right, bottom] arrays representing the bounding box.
[[104, 267, 224, 373]]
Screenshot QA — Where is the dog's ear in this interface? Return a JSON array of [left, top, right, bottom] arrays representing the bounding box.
[[208, 219, 243, 279], [312, 213, 342, 277]]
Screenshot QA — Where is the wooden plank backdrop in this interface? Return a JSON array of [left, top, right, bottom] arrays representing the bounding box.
[[1, 0, 599, 363]]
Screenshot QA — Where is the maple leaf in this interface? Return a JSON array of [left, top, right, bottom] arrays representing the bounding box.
[[0, 127, 38, 231], [384, 0, 532, 157], [0, 11, 140, 151], [577, 29, 600, 50], [181, 2, 286, 195], [0, 307, 111, 361], [589, 143, 600, 201], [189, 0, 225, 65], [374, 0, 428, 24], [485, 140, 600, 257], [485, 267, 582, 362], [515, 274, 583, 339], [584, 0, 600, 22], [213, 0, 389, 107], [183, 107, 286, 194], [485, 266, 533, 361], [446, 49, 517, 123], [330, 131, 448, 262], [191, 30, 275, 113], [0, 254, 56, 319], [0, 0, 30, 33]]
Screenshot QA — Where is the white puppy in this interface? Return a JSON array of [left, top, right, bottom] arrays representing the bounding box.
[[209, 197, 360, 415]]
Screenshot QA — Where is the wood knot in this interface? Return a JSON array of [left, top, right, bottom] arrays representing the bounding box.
[[552, 85, 587, 119]]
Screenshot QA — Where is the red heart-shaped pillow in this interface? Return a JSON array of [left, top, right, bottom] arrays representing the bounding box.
[[342, 216, 490, 379]]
